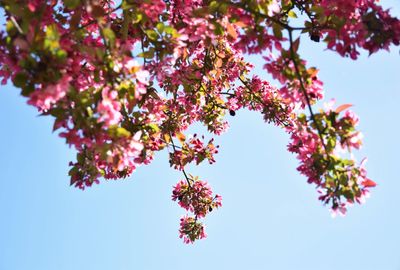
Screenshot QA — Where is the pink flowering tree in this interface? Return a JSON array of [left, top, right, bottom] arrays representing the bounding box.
[[1, 0, 398, 243]]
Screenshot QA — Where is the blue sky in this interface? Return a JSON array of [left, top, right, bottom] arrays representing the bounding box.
[[1, 2, 400, 270]]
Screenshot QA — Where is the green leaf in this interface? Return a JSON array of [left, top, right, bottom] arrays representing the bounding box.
[[21, 84, 35, 97], [102, 27, 116, 47], [56, 49, 67, 60], [132, 13, 143, 24], [5, 21, 17, 36], [288, 10, 297, 18], [145, 29, 158, 41], [68, 166, 79, 177], [64, 0, 81, 9], [108, 126, 132, 138], [213, 22, 224, 36], [116, 127, 131, 138], [156, 22, 165, 33], [164, 26, 179, 38], [209, 1, 219, 12], [327, 137, 336, 152], [86, 107, 93, 117], [44, 24, 60, 51], [77, 153, 85, 163], [147, 123, 160, 132], [48, 107, 65, 118], [138, 48, 155, 59], [13, 72, 28, 88]]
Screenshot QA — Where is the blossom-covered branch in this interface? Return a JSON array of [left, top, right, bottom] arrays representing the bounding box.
[[0, 0, 396, 242]]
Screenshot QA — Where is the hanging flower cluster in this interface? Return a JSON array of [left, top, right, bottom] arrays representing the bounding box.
[[172, 176, 222, 243], [1, 0, 397, 243]]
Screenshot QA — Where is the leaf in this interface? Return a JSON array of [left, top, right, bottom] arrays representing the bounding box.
[[362, 179, 376, 188], [132, 13, 143, 24], [234, 21, 248, 28], [292, 38, 300, 52], [145, 29, 158, 41], [102, 27, 116, 47], [335, 104, 352, 113], [272, 24, 283, 39], [13, 72, 28, 88], [56, 49, 67, 60], [44, 24, 60, 51], [288, 10, 297, 18], [5, 21, 17, 35], [21, 84, 35, 97], [215, 58, 223, 68], [176, 132, 186, 143], [116, 127, 131, 138], [226, 22, 238, 39], [108, 126, 131, 138], [164, 133, 171, 144], [213, 22, 224, 36], [138, 48, 155, 59], [156, 22, 165, 33], [64, 0, 81, 9], [209, 1, 219, 12], [68, 166, 79, 177], [164, 26, 175, 35], [147, 123, 160, 132]]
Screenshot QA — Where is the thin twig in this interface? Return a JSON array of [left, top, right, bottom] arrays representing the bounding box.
[[287, 29, 328, 153], [169, 131, 192, 188], [10, 16, 23, 34]]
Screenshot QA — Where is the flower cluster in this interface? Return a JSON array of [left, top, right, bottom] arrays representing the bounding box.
[[172, 176, 222, 243], [169, 134, 219, 170], [319, 0, 400, 59], [286, 102, 376, 215], [178, 216, 207, 244], [28, 74, 71, 111]]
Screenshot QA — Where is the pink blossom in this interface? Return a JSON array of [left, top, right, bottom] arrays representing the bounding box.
[[267, 0, 281, 16], [97, 88, 122, 127], [28, 75, 71, 111], [179, 215, 207, 244], [330, 203, 347, 218], [172, 177, 221, 218]]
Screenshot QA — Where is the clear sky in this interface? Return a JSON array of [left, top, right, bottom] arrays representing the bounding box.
[[1, 2, 400, 270]]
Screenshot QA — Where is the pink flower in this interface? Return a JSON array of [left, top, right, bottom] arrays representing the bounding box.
[[330, 203, 347, 218], [172, 177, 222, 217], [97, 88, 122, 127], [344, 110, 360, 126], [28, 75, 71, 111], [267, 0, 281, 16], [179, 215, 207, 244]]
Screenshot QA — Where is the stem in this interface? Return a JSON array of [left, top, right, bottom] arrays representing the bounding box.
[[287, 29, 328, 153], [169, 131, 192, 188], [287, 29, 337, 190], [10, 16, 23, 34]]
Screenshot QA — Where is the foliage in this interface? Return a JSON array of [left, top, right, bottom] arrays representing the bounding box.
[[1, 0, 397, 243]]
